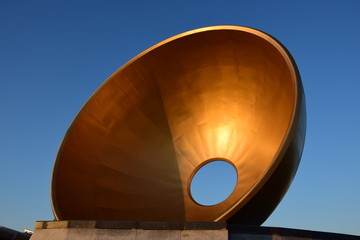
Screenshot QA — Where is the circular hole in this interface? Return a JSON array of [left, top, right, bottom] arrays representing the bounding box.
[[190, 160, 237, 206]]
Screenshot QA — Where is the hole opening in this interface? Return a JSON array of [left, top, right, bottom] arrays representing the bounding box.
[[189, 159, 238, 206]]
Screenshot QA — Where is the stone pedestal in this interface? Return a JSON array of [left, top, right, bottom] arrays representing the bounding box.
[[30, 221, 360, 240], [30, 221, 227, 240]]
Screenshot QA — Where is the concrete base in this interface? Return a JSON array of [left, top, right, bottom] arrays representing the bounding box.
[[30, 221, 360, 240], [31, 228, 227, 240], [30, 221, 227, 240]]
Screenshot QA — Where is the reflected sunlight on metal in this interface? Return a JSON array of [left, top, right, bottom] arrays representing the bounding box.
[[51, 25, 306, 225]]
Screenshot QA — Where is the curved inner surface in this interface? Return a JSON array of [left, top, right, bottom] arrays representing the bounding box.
[[52, 27, 297, 222]]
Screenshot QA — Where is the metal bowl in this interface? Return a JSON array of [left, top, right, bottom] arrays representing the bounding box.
[[51, 26, 306, 225]]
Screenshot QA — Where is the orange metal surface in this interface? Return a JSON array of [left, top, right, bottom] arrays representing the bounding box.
[[51, 26, 306, 224]]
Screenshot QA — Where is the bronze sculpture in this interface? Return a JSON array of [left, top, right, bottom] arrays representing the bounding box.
[[51, 25, 306, 225]]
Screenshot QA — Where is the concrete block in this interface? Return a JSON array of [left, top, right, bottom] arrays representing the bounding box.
[[68, 221, 97, 229], [34, 221, 69, 229], [138, 221, 182, 230], [95, 229, 136, 240], [65, 228, 97, 240], [181, 230, 228, 240], [228, 233, 272, 240], [183, 222, 227, 230], [30, 229, 69, 240], [30, 221, 229, 240], [96, 221, 137, 229], [136, 230, 181, 240]]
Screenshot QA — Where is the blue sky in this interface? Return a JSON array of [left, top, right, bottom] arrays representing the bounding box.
[[1, 0, 359, 236]]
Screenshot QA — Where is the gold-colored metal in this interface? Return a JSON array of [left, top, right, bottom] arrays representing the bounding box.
[[51, 26, 306, 225]]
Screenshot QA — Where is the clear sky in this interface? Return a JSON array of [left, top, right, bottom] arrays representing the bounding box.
[[1, 0, 359, 236]]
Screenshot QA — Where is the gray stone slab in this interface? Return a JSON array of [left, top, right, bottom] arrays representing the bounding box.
[[30, 228, 229, 240], [34, 221, 69, 229], [30, 229, 69, 240], [181, 230, 228, 240], [228, 233, 272, 240], [65, 228, 97, 240], [34, 221, 227, 230], [68, 221, 97, 229], [136, 230, 181, 240], [95, 229, 136, 240], [96, 221, 138, 229], [138, 221, 183, 230], [183, 222, 227, 230], [31, 221, 360, 240]]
